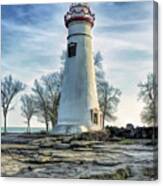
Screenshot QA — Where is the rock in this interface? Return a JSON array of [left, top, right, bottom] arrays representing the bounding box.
[[1, 133, 156, 180], [73, 131, 111, 141], [39, 143, 54, 148], [27, 166, 33, 171], [81, 167, 131, 180], [143, 167, 158, 179], [72, 147, 93, 151], [30, 137, 57, 148], [92, 160, 122, 167], [109, 137, 121, 142], [61, 136, 73, 143], [70, 140, 102, 148], [53, 143, 70, 149]]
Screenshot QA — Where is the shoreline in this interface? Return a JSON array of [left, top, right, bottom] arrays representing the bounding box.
[[1, 132, 157, 180]]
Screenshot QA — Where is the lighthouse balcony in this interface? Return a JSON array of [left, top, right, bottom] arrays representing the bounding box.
[[64, 3, 95, 28]]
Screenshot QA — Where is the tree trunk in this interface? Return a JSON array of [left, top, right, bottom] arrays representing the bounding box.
[[51, 117, 57, 130], [102, 110, 106, 128], [51, 121, 55, 130], [46, 123, 49, 133], [45, 115, 49, 133], [27, 120, 30, 134], [4, 113, 7, 134], [102, 91, 107, 128]]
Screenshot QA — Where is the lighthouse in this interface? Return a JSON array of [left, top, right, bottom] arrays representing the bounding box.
[[54, 3, 103, 134]]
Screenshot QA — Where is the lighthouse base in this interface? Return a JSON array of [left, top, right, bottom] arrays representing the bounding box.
[[52, 125, 89, 135], [52, 110, 103, 135], [52, 122, 103, 135]]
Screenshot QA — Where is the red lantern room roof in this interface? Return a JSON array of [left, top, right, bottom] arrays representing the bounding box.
[[64, 3, 95, 28]]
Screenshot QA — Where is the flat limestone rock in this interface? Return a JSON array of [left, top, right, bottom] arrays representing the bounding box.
[[1, 134, 156, 180], [70, 140, 102, 148], [53, 143, 71, 149]]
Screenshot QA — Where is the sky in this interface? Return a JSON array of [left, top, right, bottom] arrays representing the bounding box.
[[1, 1, 154, 129]]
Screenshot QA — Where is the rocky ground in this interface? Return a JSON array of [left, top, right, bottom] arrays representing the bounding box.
[[1, 132, 158, 180]]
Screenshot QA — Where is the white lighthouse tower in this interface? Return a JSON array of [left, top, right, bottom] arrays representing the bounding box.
[[54, 3, 103, 134]]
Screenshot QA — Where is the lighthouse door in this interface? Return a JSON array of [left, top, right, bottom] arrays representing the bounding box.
[[94, 113, 98, 124], [90, 109, 98, 125]]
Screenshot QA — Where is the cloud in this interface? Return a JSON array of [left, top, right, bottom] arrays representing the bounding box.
[[92, 1, 153, 23], [1, 1, 154, 128], [1, 4, 68, 86]]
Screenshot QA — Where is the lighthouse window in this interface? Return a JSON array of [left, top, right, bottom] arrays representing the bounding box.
[[68, 42, 77, 57], [90, 109, 93, 121]]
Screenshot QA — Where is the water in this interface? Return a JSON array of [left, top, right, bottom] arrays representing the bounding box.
[[1, 127, 46, 133]]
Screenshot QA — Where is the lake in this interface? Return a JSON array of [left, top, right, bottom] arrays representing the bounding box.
[[1, 127, 46, 133]]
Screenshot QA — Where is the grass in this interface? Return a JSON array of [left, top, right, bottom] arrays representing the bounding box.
[[119, 139, 136, 145]]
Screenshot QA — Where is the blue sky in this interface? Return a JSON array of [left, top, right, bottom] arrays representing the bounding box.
[[1, 1, 154, 128]]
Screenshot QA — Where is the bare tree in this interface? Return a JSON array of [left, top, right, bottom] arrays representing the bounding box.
[[32, 71, 63, 132], [32, 80, 50, 133], [31, 51, 65, 132], [41, 72, 63, 129], [94, 51, 121, 126], [138, 73, 157, 125], [21, 94, 36, 133], [98, 82, 121, 126], [1, 75, 25, 133]]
